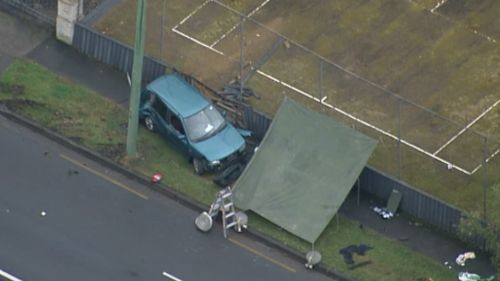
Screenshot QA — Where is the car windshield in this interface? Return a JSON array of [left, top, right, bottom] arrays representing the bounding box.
[[184, 105, 225, 142]]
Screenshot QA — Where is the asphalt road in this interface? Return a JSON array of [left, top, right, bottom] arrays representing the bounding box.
[[0, 115, 334, 281]]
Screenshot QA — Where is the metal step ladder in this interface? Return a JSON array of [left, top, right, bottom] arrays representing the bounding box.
[[221, 189, 237, 239], [207, 187, 238, 239]]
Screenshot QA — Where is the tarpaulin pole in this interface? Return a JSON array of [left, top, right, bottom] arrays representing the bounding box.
[[357, 178, 361, 206]]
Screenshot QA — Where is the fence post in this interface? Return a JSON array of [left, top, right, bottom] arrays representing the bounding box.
[[483, 136, 488, 220], [397, 98, 402, 179], [160, 0, 166, 61], [56, 0, 79, 44], [319, 60, 324, 112], [239, 15, 245, 101]]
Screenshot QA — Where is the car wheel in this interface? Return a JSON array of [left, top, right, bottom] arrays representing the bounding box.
[[193, 158, 206, 175], [144, 117, 154, 131]]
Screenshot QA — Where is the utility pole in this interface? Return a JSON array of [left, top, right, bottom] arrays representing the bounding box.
[[126, 0, 147, 157]]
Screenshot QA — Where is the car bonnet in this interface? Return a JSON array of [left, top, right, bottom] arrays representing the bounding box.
[[190, 124, 245, 162]]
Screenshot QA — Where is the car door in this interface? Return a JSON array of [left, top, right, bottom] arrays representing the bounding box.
[[150, 94, 169, 137], [164, 107, 190, 153]]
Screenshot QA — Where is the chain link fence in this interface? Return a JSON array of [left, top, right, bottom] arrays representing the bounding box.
[[148, 0, 500, 220]]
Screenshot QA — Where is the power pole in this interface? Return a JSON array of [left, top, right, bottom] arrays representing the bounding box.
[[126, 0, 147, 157]]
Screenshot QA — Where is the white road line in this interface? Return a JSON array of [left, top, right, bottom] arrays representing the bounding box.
[[172, 0, 212, 30], [434, 98, 500, 155], [470, 148, 500, 174], [171, 28, 225, 55], [162, 271, 184, 281], [0, 269, 24, 281], [430, 0, 448, 13], [210, 0, 272, 48], [256, 69, 473, 175]]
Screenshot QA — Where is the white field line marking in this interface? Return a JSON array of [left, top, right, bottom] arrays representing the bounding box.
[[435, 13, 496, 43], [430, 0, 448, 13], [434, 98, 500, 155], [172, 0, 212, 30], [256, 70, 473, 175], [0, 269, 24, 281], [470, 29, 496, 43], [171, 28, 225, 55], [210, 0, 272, 48], [426, 0, 496, 43], [470, 148, 500, 174], [171, 0, 224, 55], [171, 12, 474, 175], [162, 271, 184, 281]]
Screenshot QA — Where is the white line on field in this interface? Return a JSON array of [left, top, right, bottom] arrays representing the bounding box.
[[170, 8, 476, 175], [0, 269, 24, 281], [470, 29, 497, 43], [470, 148, 500, 174], [430, 0, 448, 13], [426, 1, 497, 43], [172, 0, 212, 30], [435, 14, 496, 43], [210, 0, 272, 48], [162, 271, 184, 281], [256, 69, 473, 175], [434, 98, 500, 155], [171, 0, 224, 54], [171, 28, 225, 55]]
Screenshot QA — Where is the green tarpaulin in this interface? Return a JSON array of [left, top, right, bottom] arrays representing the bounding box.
[[234, 98, 377, 243]]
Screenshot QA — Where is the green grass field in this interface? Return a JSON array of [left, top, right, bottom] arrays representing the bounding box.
[[0, 58, 459, 281], [93, 0, 500, 219]]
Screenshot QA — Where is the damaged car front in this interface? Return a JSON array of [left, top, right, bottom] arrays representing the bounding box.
[[139, 74, 246, 175]]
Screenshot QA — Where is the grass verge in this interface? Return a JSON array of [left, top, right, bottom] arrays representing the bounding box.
[[0, 59, 456, 281]]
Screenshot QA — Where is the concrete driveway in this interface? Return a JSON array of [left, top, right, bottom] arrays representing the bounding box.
[[0, 9, 49, 71]]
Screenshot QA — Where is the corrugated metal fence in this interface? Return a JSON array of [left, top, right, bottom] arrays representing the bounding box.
[[71, 22, 464, 235], [360, 167, 462, 233], [73, 23, 167, 84], [242, 104, 272, 140]]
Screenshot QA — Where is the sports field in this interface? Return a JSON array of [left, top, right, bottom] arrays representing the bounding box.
[[94, 0, 500, 215]]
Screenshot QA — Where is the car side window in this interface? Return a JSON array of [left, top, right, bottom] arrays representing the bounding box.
[[152, 95, 167, 121], [146, 91, 155, 103], [170, 115, 185, 135]]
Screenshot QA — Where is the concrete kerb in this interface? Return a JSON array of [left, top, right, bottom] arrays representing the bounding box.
[[0, 106, 356, 281]]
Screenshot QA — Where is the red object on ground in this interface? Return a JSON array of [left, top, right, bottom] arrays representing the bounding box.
[[151, 172, 162, 183]]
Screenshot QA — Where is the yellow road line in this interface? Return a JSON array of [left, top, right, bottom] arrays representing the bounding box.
[[60, 154, 148, 200], [228, 237, 297, 273]]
